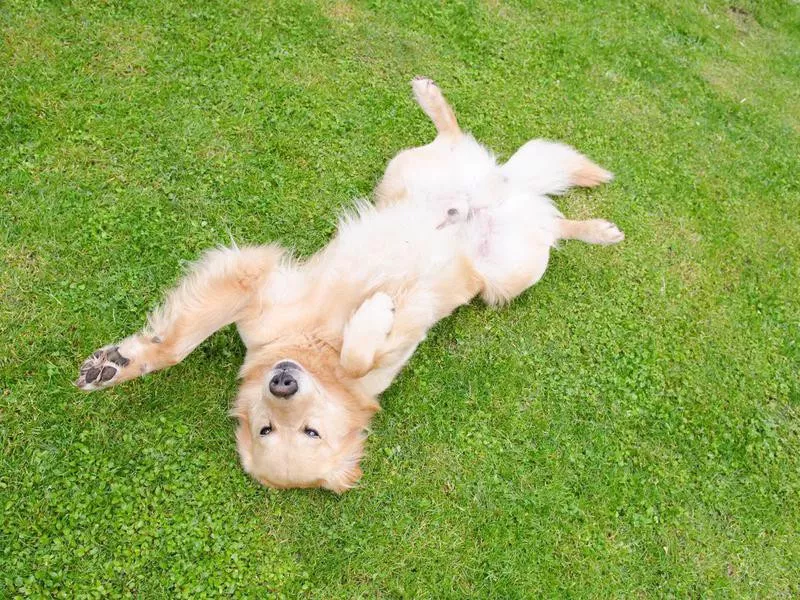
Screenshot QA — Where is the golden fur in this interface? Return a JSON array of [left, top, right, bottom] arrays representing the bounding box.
[[76, 78, 624, 492]]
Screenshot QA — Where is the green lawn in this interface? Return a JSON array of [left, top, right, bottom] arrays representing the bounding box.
[[2, 0, 799, 597]]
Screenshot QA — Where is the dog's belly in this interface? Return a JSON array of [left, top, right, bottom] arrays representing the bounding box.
[[239, 186, 560, 351], [237, 203, 473, 350]]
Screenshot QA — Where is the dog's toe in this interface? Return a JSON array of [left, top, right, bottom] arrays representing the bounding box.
[[411, 76, 442, 101], [596, 221, 625, 245]]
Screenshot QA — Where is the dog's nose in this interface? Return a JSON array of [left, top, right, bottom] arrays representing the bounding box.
[[269, 369, 298, 398]]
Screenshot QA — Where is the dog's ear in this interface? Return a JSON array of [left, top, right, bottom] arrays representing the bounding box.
[[229, 403, 255, 475], [323, 463, 363, 494], [323, 431, 366, 494], [321, 389, 378, 493]]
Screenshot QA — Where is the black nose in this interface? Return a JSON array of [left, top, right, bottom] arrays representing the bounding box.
[[269, 369, 298, 398]]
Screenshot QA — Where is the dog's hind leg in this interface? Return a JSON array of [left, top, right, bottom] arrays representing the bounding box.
[[411, 76, 461, 138], [75, 245, 283, 391], [375, 78, 466, 208], [557, 219, 625, 245], [501, 140, 613, 197]]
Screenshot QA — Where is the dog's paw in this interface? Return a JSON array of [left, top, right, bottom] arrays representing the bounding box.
[[587, 219, 625, 245], [340, 292, 396, 378], [411, 75, 438, 94], [411, 76, 444, 108], [362, 291, 395, 338], [75, 345, 131, 391]]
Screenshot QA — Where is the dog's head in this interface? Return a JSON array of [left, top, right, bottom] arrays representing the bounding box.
[[232, 346, 379, 493]]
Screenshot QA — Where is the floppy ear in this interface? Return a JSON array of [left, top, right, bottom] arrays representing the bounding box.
[[229, 403, 255, 475], [323, 432, 366, 494], [324, 464, 363, 494]]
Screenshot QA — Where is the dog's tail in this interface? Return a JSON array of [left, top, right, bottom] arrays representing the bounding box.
[[500, 140, 613, 196], [411, 77, 461, 138]]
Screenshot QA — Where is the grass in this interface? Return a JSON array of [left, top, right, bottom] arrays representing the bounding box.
[[1, 0, 799, 596]]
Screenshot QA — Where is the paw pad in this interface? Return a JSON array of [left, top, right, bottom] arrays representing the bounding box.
[[76, 345, 130, 391]]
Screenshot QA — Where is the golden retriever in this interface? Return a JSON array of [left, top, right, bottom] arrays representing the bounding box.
[[76, 78, 623, 492]]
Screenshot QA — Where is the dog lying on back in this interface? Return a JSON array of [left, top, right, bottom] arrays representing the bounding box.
[[76, 78, 623, 492]]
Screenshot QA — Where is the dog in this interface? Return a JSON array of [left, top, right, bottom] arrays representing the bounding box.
[[76, 78, 624, 492]]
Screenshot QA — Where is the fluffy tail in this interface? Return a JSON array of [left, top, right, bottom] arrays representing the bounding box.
[[411, 77, 461, 137], [500, 140, 613, 196]]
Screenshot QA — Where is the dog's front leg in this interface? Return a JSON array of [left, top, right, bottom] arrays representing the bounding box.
[[340, 292, 395, 378], [75, 245, 282, 391]]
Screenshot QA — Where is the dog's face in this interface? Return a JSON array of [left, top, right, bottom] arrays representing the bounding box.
[[233, 353, 379, 493]]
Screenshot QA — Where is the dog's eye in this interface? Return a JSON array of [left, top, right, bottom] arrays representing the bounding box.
[[259, 425, 272, 436], [304, 427, 320, 439]]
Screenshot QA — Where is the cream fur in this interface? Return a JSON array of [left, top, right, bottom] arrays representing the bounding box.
[[76, 78, 624, 491]]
